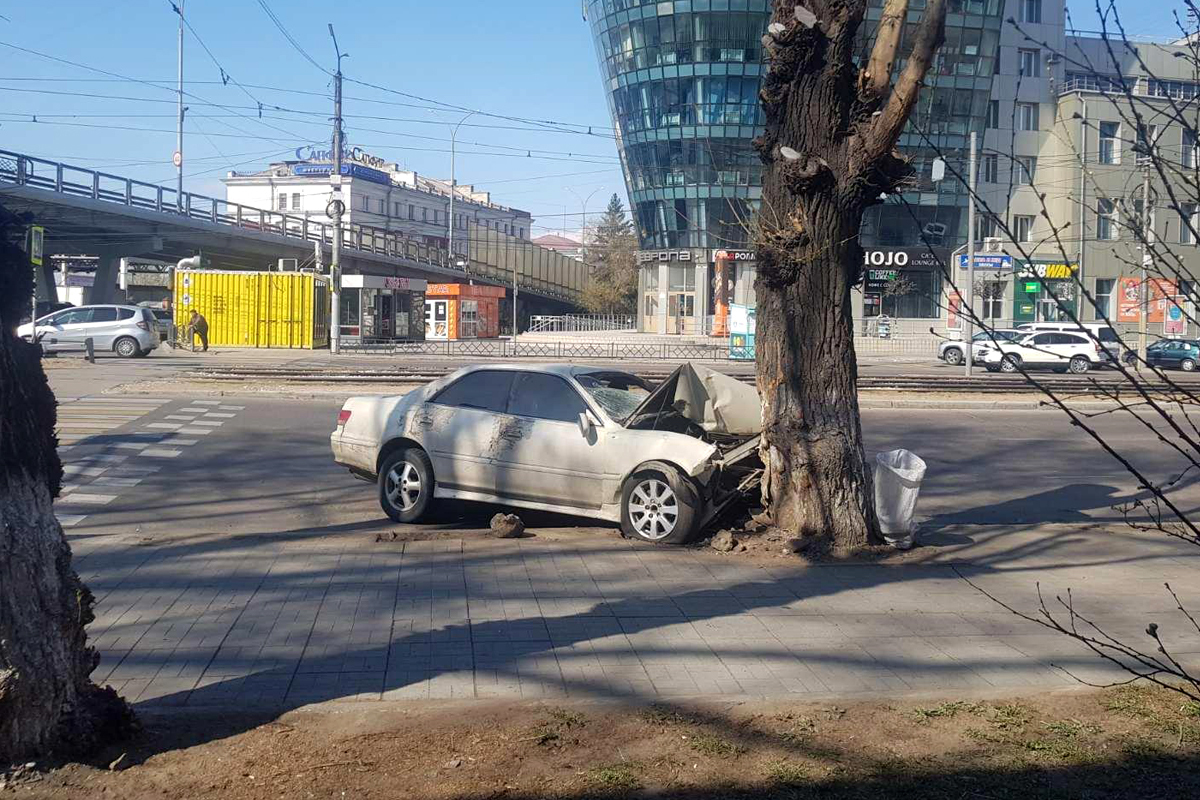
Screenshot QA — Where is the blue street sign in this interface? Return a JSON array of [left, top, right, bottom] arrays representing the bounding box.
[[957, 253, 1013, 270]]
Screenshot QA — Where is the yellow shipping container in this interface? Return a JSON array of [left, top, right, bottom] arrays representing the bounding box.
[[174, 270, 330, 349]]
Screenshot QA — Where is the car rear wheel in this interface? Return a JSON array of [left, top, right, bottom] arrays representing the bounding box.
[[1183, 359, 1197, 372], [943, 347, 963, 366], [999, 355, 1021, 373], [379, 447, 435, 523], [1069, 356, 1091, 374], [113, 336, 141, 358], [620, 462, 698, 545]]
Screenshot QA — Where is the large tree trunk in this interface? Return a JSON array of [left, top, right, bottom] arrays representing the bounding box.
[[0, 206, 133, 765], [753, 0, 945, 554]]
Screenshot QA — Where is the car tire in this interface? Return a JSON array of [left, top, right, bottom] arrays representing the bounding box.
[[620, 461, 698, 545], [999, 355, 1021, 373], [378, 447, 435, 523], [113, 336, 141, 358], [1068, 356, 1091, 374], [943, 347, 963, 366]]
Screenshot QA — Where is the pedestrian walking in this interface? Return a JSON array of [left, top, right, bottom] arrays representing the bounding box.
[[186, 309, 209, 352]]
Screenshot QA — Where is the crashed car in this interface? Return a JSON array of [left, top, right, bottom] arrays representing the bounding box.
[[330, 363, 762, 544]]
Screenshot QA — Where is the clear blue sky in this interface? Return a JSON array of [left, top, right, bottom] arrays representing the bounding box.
[[0, 1, 1187, 239], [0, 0, 623, 239]]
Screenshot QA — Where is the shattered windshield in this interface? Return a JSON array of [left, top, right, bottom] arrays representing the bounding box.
[[574, 370, 651, 423]]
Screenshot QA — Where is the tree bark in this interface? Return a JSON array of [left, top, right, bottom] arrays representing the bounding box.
[[753, 0, 945, 554], [0, 205, 133, 765]]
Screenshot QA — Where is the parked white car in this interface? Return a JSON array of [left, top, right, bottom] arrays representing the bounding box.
[[1015, 322, 1123, 363], [978, 330, 1102, 373], [330, 363, 762, 544], [938, 329, 1024, 366]]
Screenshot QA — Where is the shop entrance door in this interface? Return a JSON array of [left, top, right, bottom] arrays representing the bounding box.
[[667, 293, 695, 334], [426, 299, 449, 339], [377, 293, 394, 339]]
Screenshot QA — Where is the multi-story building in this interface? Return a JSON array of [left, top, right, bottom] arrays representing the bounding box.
[[223, 146, 533, 259], [589, 0, 1199, 339]]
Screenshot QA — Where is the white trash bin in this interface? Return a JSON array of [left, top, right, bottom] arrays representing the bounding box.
[[874, 449, 927, 550]]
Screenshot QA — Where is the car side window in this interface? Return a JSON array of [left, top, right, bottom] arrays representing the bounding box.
[[1030, 333, 1054, 345], [431, 370, 514, 413], [508, 372, 589, 423], [57, 309, 93, 326], [117, 307, 137, 320], [91, 307, 119, 323]]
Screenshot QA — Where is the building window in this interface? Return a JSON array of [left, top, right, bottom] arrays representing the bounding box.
[[278, 193, 287, 210], [981, 282, 1006, 320], [291, 193, 301, 210], [518, 227, 524, 238], [1185, 128, 1198, 169], [987, 99, 1000, 128], [409, 204, 415, 220], [1097, 198, 1118, 240], [1016, 103, 1040, 131], [1095, 278, 1115, 319], [1018, 49, 1041, 78], [1020, 0, 1042, 23], [358, 195, 367, 212], [433, 209, 440, 224], [378, 199, 385, 214], [978, 214, 999, 240], [393, 202, 401, 217], [1013, 215, 1035, 243], [1015, 156, 1037, 186], [982, 154, 998, 183], [422, 207, 428, 222], [1136, 123, 1160, 159], [1181, 203, 1199, 244], [1099, 121, 1121, 164]]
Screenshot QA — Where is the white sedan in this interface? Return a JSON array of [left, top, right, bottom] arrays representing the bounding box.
[[330, 363, 762, 544]]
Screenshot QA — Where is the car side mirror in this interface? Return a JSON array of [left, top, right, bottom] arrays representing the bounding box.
[[578, 411, 594, 438]]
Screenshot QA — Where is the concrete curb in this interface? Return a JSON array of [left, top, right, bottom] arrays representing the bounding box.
[[861, 398, 1118, 410]]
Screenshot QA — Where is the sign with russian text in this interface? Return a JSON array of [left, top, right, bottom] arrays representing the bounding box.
[[957, 253, 1012, 270]]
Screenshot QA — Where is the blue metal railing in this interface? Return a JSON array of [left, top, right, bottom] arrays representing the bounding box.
[[0, 149, 579, 302]]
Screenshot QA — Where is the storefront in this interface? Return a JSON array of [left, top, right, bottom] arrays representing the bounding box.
[[1012, 261, 1077, 323], [860, 246, 948, 319], [424, 283, 505, 340], [635, 248, 757, 335], [339, 274, 427, 344]]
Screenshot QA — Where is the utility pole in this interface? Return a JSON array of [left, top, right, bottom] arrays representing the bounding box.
[[566, 186, 600, 262], [328, 24, 347, 355], [447, 111, 476, 270], [965, 131, 977, 377], [175, 0, 185, 211], [1139, 162, 1151, 363]]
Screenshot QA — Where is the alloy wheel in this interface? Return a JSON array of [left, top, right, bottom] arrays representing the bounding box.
[[386, 461, 422, 511], [628, 478, 679, 540]]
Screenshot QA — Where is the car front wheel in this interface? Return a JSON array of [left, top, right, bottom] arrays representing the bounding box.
[[999, 355, 1021, 373], [1069, 356, 1091, 374], [620, 462, 698, 545], [943, 347, 963, 366], [378, 447, 435, 523]]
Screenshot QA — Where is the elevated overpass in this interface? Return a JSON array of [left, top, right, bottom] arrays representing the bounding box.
[[0, 149, 585, 311]]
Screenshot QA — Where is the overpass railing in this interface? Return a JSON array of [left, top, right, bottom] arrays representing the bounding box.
[[0, 149, 581, 303], [527, 314, 636, 333]]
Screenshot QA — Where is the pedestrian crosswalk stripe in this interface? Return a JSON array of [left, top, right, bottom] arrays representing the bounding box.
[[64, 465, 107, 477], [179, 406, 208, 412], [61, 493, 118, 505], [164, 414, 198, 421], [217, 405, 245, 411], [57, 515, 86, 528], [142, 449, 183, 458], [177, 427, 213, 435], [145, 423, 182, 430], [91, 476, 143, 488], [193, 420, 223, 427], [193, 400, 221, 405], [205, 412, 237, 418]]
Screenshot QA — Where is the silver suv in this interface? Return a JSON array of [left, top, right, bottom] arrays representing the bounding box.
[[17, 304, 159, 357]]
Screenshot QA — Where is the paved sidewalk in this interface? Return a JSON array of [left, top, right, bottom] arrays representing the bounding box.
[[76, 527, 1200, 710]]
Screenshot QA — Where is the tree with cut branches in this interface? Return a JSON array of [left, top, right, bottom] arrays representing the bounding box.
[[753, 0, 947, 553]]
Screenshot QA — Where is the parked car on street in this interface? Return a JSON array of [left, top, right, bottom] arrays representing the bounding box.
[[1015, 322, 1123, 363], [330, 363, 763, 544], [17, 304, 158, 357], [1143, 339, 1200, 371], [938, 329, 1024, 366], [978, 330, 1102, 374]]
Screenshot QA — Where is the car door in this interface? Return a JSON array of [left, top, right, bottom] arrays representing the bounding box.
[[1161, 341, 1185, 368], [84, 306, 121, 349], [45, 307, 95, 350], [491, 371, 607, 510], [1022, 332, 1056, 364], [419, 369, 515, 495]]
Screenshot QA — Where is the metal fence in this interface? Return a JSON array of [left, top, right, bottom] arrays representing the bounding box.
[[527, 314, 636, 333], [0, 149, 582, 303], [338, 337, 733, 360]]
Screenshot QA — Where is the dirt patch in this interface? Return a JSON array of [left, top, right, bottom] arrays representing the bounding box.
[[10, 685, 1200, 799]]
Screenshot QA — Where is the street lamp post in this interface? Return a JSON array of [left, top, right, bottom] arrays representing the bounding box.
[[446, 111, 477, 270], [566, 186, 600, 260]]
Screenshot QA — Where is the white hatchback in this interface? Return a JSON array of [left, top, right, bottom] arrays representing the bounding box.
[[978, 331, 1102, 374]]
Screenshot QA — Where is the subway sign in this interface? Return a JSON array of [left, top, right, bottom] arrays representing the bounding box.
[[1015, 261, 1077, 279]]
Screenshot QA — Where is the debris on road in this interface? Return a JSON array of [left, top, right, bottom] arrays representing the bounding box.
[[710, 530, 737, 552], [490, 513, 525, 538]]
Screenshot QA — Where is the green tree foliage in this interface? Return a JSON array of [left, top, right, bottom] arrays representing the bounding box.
[[581, 194, 639, 315]]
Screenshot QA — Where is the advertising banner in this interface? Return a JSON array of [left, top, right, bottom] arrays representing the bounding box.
[[1117, 277, 1142, 323]]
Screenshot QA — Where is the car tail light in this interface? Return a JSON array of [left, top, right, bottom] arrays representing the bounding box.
[[136, 320, 149, 331], [336, 409, 352, 427]]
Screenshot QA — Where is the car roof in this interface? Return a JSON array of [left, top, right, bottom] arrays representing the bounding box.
[[455, 363, 641, 380]]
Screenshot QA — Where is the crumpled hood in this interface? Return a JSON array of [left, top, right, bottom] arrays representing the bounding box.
[[627, 363, 761, 435]]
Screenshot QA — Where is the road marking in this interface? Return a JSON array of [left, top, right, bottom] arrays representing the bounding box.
[[111, 442, 151, 450], [145, 423, 183, 431], [159, 438, 198, 446], [75, 454, 127, 464], [142, 449, 183, 458], [192, 420, 223, 427], [205, 412, 237, 419], [57, 514, 87, 528], [193, 400, 221, 405], [179, 406, 209, 412], [91, 476, 144, 488], [60, 493, 118, 505], [164, 414, 198, 421], [107, 466, 158, 476], [177, 427, 213, 435], [217, 405, 245, 411], [63, 465, 107, 477]]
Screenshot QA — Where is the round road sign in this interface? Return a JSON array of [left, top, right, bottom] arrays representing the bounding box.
[[172, 151, 182, 167]]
